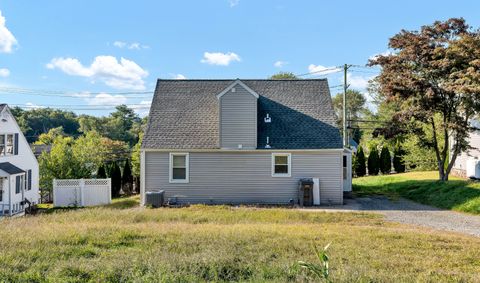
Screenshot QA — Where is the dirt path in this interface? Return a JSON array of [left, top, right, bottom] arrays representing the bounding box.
[[306, 196, 480, 237]]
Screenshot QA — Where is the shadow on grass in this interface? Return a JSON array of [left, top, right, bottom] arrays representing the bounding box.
[[353, 178, 480, 214], [106, 196, 140, 209]]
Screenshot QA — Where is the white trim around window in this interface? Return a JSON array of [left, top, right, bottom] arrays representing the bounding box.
[[169, 152, 189, 183], [271, 153, 291, 177]]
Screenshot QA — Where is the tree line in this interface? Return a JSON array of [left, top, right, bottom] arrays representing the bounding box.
[[11, 105, 145, 197]]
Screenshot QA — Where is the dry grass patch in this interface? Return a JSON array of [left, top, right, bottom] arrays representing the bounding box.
[[0, 198, 479, 282]]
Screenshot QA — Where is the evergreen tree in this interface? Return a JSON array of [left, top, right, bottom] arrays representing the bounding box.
[[97, 164, 106, 178], [367, 147, 380, 176], [380, 146, 391, 174], [393, 145, 406, 173], [122, 160, 133, 195], [110, 163, 122, 197], [354, 146, 367, 177]]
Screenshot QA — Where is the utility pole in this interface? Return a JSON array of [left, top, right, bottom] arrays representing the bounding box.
[[343, 64, 350, 148]]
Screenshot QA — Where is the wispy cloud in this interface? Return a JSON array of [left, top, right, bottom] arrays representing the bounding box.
[[172, 74, 186, 80], [274, 61, 288, 68], [369, 50, 393, 61], [346, 72, 374, 89], [113, 41, 149, 50], [131, 100, 152, 117], [307, 64, 340, 75], [46, 55, 149, 90], [0, 68, 9, 77], [201, 52, 241, 66], [0, 10, 17, 53], [229, 0, 240, 7], [87, 93, 128, 106], [25, 102, 45, 109]]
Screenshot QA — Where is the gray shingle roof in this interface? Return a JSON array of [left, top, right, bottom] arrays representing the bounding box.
[[142, 79, 342, 150], [0, 104, 6, 113], [0, 162, 25, 175]]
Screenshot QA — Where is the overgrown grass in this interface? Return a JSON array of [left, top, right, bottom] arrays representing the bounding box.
[[1, 197, 480, 282], [353, 171, 480, 214]]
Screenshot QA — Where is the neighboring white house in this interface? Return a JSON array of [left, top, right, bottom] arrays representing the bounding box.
[[0, 104, 40, 216]]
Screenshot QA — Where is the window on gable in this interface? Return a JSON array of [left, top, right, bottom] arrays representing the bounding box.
[[0, 134, 15, 156], [169, 153, 189, 183], [6, 134, 14, 155], [0, 135, 4, 156], [272, 153, 291, 177]]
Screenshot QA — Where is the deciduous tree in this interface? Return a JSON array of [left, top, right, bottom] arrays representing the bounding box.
[[369, 18, 480, 181]]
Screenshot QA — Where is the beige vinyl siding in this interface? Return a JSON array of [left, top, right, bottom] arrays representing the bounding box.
[[454, 131, 480, 172], [220, 84, 257, 149], [145, 151, 343, 205]]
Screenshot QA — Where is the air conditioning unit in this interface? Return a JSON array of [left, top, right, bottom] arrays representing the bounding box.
[[145, 190, 165, 207], [466, 159, 480, 179]]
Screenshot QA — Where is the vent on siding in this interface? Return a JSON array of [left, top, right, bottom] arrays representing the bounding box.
[[231, 87, 236, 93]]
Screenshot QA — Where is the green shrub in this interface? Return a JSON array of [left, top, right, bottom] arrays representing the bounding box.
[[354, 147, 366, 177], [380, 146, 391, 174], [368, 147, 380, 176]]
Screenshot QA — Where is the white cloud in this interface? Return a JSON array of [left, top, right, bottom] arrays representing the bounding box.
[[0, 11, 17, 53], [172, 74, 186, 79], [307, 64, 340, 75], [25, 102, 44, 109], [369, 50, 393, 61], [46, 56, 149, 90], [274, 61, 288, 68], [131, 100, 152, 117], [113, 41, 149, 50], [229, 0, 240, 7], [201, 52, 241, 66], [0, 68, 9, 77], [71, 91, 91, 98], [346, 72, 373, 90], [86, 93, 128, 106]]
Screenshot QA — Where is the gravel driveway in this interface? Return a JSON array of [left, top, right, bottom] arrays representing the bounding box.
[[310, 196, 480, 237]]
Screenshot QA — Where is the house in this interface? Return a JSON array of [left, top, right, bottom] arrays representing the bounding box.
[[0, 104, 40, 216], [140, 79, 349, 205], [451, 122, 480, 178]]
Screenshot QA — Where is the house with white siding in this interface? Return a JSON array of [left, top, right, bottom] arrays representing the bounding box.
[[140, 79, 349, 205], [451, 125, 480, 178], [0, 104, 40, 216]]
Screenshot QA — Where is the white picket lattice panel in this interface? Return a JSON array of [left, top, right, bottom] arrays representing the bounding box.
[[53, 179, 111, 207]]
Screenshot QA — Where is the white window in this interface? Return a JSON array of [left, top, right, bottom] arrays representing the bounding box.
[[272, 153, 291, 177], [5, 134, 14, 155], [169, 153, 189, 183], [0, 135, 4, 155], [0, 134, 15, 156]]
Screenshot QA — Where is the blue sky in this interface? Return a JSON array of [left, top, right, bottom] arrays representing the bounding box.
[[1, 0, 480, 116]]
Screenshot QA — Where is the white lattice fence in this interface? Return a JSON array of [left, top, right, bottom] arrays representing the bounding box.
[[53, 179, 111, 207]]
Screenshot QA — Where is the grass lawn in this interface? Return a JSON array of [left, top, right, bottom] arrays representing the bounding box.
[[1, 196, 480, 282], [353, 171, 480, 215]]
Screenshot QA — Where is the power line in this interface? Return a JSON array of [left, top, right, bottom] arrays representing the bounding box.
[[0, 86, 153, 95], [296, 66, 342, 77]]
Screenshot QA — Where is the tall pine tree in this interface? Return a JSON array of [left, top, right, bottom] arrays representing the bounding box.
[[354, 146, 367, 177], [380, 146, 391, 174], [368, 147, 380, 176]]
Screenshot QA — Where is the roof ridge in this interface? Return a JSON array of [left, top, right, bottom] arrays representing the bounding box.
[[156, 78, 328, 81]]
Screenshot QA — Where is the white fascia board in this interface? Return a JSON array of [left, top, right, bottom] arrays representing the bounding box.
[[216, 79, 259, 99]]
